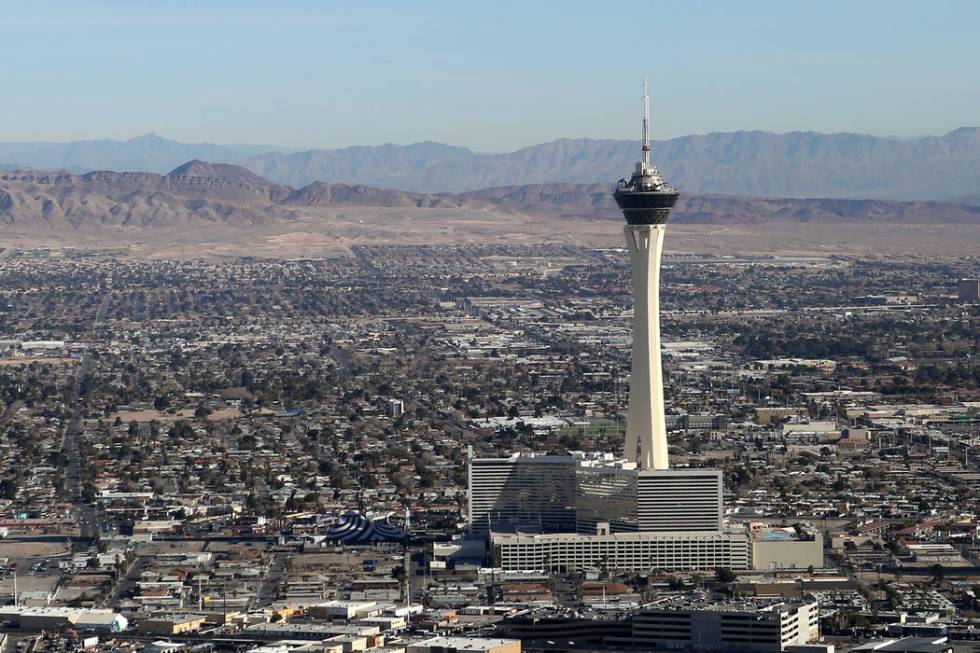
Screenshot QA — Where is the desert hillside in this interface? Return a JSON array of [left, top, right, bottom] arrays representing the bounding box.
[[1, 162, 977, 259]]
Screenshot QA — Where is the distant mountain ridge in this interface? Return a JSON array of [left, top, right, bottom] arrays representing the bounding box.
[[0, 134, 251, 175], [459, 183, 980, 224], [2, 129, 979, 202], [1, 162, 978, 233]]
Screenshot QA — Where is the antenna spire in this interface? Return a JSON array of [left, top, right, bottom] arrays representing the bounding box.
[[642, 78, 650, 166]]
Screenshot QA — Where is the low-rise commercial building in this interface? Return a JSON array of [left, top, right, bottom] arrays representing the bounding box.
[[751, 526, 824, 570], [309, 601, 379, 620], [137, 614, 206, 636], [245, 623, 380, 641]]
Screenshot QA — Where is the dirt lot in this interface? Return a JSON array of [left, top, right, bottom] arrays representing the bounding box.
[[0, 357, 78, 367], [0, 542, 69, 558], [106, 408, 242, 423]]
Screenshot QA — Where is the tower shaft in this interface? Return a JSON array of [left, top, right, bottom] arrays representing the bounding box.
[[624, 224, 669, 469]]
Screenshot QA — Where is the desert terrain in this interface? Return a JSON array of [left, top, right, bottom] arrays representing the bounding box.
[[2, 164, 977, 259], [3, 206, 978, 260]]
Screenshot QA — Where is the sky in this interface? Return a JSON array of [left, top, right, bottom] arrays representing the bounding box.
[[1, 0, 979, 152]]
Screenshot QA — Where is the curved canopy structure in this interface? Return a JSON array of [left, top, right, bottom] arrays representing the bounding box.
[[324, 513, 407, 544]]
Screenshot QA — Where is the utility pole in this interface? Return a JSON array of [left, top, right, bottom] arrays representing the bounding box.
[[400, 543, 409, 607]]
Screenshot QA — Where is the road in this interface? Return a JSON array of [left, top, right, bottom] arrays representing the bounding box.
[[255, 552, 287, 606], [106, 556, 146, 608], [62, 292, 111, 541], [329, 342, 351, 382]]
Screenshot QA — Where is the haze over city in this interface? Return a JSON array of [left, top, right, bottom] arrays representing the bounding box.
[[0, 4, 978, 653]]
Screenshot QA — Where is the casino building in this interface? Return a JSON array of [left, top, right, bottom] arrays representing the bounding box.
[[468, 84, 822, 574], [469, 450, 748, 573]]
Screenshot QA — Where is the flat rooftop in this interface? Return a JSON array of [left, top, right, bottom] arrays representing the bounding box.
[[640, 595, 815, 614], [412, 637, 519, 650], [850, 638, 950, 653]]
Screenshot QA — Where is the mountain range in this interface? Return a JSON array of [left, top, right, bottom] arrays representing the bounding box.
[[2, 160, 978, 259], [2, 161, 978, 231], [2, 128, 979, 202]]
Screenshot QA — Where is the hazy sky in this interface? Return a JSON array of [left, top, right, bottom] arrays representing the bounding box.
[[2, 0, 979, 151]]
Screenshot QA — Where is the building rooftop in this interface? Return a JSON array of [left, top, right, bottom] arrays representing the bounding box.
[[641, 595, 816, 614], [850, 637, 951, 653], [412, 637, 519, 651]]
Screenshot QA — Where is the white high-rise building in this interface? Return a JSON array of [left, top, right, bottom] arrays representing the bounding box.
[[467, 454, 577, 535], [575, 465, 724, 534]]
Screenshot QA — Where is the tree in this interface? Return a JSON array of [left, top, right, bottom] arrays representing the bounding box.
[[714, 567, 737, 585], [81, 484, 98, 503], [884, 585, 901, 607], [0, 478, 18, 499], [931, 563, 945, 586], [391, 560, 408, 604]]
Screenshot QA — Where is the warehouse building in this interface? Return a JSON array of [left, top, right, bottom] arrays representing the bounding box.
[[0, 607, 128, 633]]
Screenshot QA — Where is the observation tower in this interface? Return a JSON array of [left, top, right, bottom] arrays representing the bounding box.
[[613, 80, 679, 470]]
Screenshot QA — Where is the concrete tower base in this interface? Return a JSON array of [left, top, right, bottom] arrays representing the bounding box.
[[624, 224, 668, 470]]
